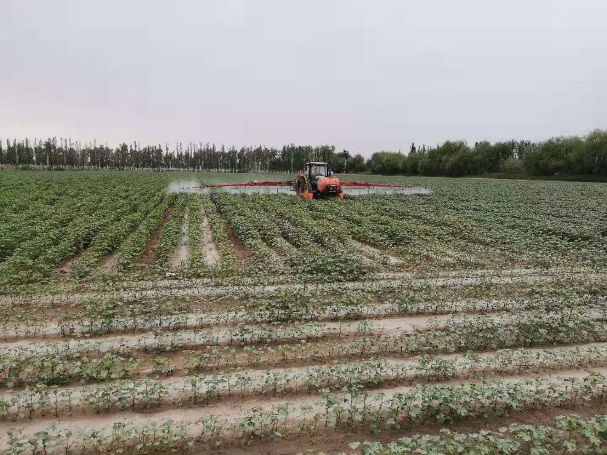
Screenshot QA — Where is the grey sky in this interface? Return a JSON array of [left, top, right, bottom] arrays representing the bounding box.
[[1, 0, 605, 156]]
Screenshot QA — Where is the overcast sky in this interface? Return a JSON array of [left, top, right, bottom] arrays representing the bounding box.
[[1, 0, 605, 156]]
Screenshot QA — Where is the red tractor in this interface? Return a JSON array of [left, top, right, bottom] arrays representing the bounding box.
[[295, 162, 343, 199]]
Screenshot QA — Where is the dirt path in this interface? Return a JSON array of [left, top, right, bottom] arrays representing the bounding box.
[[200, 203, 220, 266], [172, 206, 190, 267]]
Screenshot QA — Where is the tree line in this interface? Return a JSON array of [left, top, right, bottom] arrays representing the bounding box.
[[0, 139, 364, 174], [367, 129, 607, 177], [0, 129, 605, 177]]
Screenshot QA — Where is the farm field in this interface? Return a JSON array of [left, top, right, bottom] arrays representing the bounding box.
[[0, 171, 606, 454]]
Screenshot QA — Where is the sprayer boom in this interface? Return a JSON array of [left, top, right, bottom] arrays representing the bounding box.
[[176, 163, 430, 197]]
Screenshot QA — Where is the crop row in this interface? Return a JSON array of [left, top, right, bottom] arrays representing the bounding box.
[[115, 194, 177, 274], [5, 343, 607, 420], [2, 274, 604, 324], [71, 192, 166, 279], [0, 173, 172, 287], [0, 337, 398, 388], [344, 414, 607, 455], [1, 305, 604, 362], [0, 320, 376, 380], [3, 175, 607, 290], [252, 195, 370, 281], [310, 197, 492, 270], [411, 310, 606, 353], [5, 374, 607, 454], [2, 205, 101, 285], [198, 195, 235, 271], [152, 194, 187, 270], [1, 264, 601, 307], [432, 180, 607, 268], [184, 195, 207, 276], [0, 292, 603, 340], [211, 193, 286, 273], [1, 309, 606, 389]]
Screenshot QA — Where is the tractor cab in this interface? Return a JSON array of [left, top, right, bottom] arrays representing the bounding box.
[[306, 162, 334, 180]]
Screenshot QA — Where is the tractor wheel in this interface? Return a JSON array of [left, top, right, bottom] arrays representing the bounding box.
[[296, 177, 306, 196]]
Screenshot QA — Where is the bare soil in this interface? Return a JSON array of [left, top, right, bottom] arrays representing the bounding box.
[[172, 206, 190, 266], [55, 249, 85, 277], [200, 203, 221, 266], [352, 240, 402, 266], [141, 208, 173, 265], [223, 220, 251, 261], [100, 250, 119, 272]]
